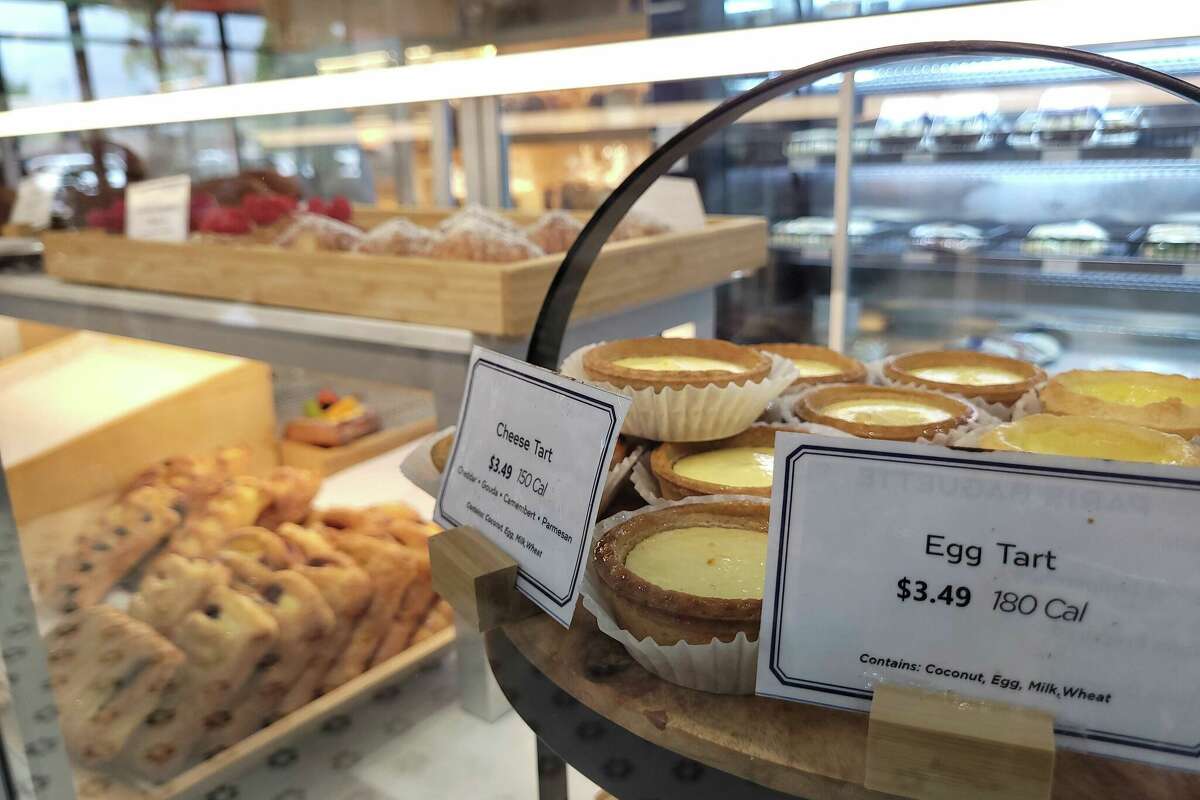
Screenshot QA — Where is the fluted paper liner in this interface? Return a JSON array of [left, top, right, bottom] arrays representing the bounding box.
[[561, 344, 799, 442], [404, 425, 640, 515], [581, 495, 766, 695]]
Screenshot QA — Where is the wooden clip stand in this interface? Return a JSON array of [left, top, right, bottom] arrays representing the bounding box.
[[865, 683, 1055, 800], [429, 526, 539, 632]]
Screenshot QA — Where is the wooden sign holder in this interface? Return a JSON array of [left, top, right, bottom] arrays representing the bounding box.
[[428, 526, 539, 632], [866, 683, 1056, 800]]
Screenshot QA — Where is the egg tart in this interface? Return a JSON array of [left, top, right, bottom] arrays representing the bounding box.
[[884, 350, 1045, 406], [1040, 370, 1200, 438], [593, 499, 768, 645], [582, 337, 772, 391], [978, 414, 1200, 467], [755, 343, 867, 389], [430, 433, 454, 473], [795, 384, 976, 441], [651, 425, 807, 499]]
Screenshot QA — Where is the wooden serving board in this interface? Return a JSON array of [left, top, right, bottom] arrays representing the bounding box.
[[41, 211, 766, 336], [279, 415, 437, 477], [501, 609, 1200, 800]]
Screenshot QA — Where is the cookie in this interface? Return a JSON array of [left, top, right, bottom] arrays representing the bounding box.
[[320, 533, 419, 692], [410, 599, 454, 646], [123, 584, 279, 780], [128, 554, 231, 635], [47, 485, 185, 614], [369, 552, 435, 667], [162, 478, 271, 562], [126, 447, 252, 514], [45, 606, 184, 767], [255, 467, 320, 530], [217, 527, 297, 569]]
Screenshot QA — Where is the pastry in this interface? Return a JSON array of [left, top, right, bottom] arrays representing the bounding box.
[[651, 426, 807, 499], [1021, 220, 1108, 258], [123, 584, 279, 780], [754, 343, 866, 390], [525, 210, 584, 253], [217, 527, 297, 569], [610, 210, 671, 241], [430, 223, 544, 262], [978, 414, 1200, 466], [883, 350, 1045, 406], [255, 466, 321, 530], [431, 433, 454, 473], [45, 607, 184, 767], [284, 390, 382, 448], [356, 217, 442, 256], [273, 212, 363, 252], [47, 485, 185, 613], [199, 565, 335, 755], [410, 599, 453, 646], [321, 533, 420, 692], [794, 384, 976, 441], [593, 499, 769, 645], [128, 554, 231, 635], [1039, 370, 1200, 438], [438, 204, 519, 235], [369, 561, 436, 667], [126, 447, 252, 514], [583, 337, 772, 391], [161, 477, 271, 562]]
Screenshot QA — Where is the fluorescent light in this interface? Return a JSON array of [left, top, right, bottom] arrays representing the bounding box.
[[0, 0, 1193, 137]]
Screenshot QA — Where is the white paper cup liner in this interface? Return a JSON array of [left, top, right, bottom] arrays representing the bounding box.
[[601, 445, 643, 514], [869, 358, 1016, 421], [631, 423, 853, 503], [1011, 383, 1047, 420], [400, 426, 455, 497], [561, 344, 798, 442], [581, 494, 765, 695], [782, 383, 1002, 447]]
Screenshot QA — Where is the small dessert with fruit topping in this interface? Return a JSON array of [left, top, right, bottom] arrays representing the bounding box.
[[284, 389, 381, 447]]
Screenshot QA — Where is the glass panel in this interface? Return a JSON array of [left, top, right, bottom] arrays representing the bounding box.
[[84, 41, 159, 99], [223, 13, 268, 50], [0, 0, 69, 37], [0, 39, 80, 109], [79, 4, 152, 42], [160, 46, 227, 91], [155, 7, 221, 47]]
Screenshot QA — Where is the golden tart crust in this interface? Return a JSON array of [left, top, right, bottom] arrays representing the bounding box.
[[1039, 370, 1200, 438], [754, 343, 867, 389], [593, 500, 768, 645], [651, 425, 808, 500], [582, 337, 772, 391], [883, 350, 1045, 406], [979, 414, 1200, 466], [795, 384, 977, 441], [431, 433, 454, 473]]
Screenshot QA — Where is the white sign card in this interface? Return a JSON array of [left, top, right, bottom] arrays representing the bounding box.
[[9, 173, 60, 229], [435, 347, 631, 626], [125, 174, 191, 242], [630, 175, 705, 232], [757, 433, 1200, 772]]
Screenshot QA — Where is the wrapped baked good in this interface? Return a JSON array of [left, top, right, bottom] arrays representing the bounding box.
[[526, 210, 584, 254], [357, 217, 442, 256], [611, 210, 672, 241], [439, 203, 519, 234], [430, 221, 544, 262], [274, 212, 363, 252]]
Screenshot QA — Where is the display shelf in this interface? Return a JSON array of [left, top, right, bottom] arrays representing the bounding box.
[[787, 146, 1200, 170], [489, 609, 1200, 800]]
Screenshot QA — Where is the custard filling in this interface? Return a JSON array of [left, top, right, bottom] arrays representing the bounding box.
[[907, 364, 1024, 387], [673, 446, 774, 488], [981, 415, 1197, 466], [625, 526, 765, 599], [821, 398, 953, 427], [1060, 374, 1200, 408], [791, 358, 844, 378], [612, 355, 747, 373]]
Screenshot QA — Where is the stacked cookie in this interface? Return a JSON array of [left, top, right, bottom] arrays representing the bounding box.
[[40, 448, 450, 781]]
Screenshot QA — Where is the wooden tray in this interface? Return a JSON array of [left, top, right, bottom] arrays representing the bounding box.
[[41, 211, 766, 336], [16, 497, 455, 800], [279, 415, 437, 477], [501, 608, 1200, 800]]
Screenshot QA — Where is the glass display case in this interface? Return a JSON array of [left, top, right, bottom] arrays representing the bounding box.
[[1, 2, 1200, 800]]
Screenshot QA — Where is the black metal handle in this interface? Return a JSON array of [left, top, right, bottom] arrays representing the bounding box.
[[525, 40, 1200, 369]]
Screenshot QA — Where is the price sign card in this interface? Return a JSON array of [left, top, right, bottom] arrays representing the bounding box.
[[125, 175, 191, 242], [435, 347, 630, 627], [757, 434, 1200, 772], [9, 173, 60, 229]]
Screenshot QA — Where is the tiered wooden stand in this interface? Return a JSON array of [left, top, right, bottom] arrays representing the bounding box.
[[430, 526, 1200, 800]]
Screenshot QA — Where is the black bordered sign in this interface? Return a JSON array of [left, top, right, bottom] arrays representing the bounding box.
[[755, 433, 1200, 772], [435, 347, 630, 627]]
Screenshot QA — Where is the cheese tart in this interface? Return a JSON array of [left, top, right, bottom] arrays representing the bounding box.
[[795, 384, 976, 441], [1039, 370, 1200, 438], [582, 337, 772, 391], [884, 350, 1045, 406], [651, 426, 807, 499], [430, 433, 454, 473], [978, 414, 1200, 466], [593, 499, 768, 645], [755, 343, 867, 389]]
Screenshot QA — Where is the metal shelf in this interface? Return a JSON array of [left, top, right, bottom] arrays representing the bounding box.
[[787, 146, 1200, 171]]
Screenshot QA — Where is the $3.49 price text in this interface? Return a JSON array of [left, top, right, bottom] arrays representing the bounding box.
[[896, 577, 1089, 623], [486, 454, 550, 497]]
